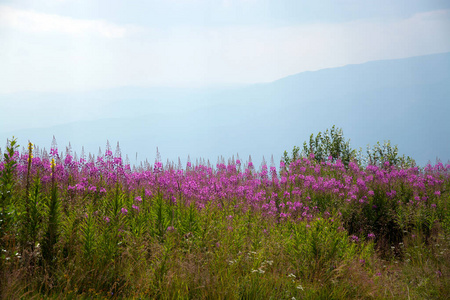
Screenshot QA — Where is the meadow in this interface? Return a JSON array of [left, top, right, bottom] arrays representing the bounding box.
[[0, 129, 449, 299]]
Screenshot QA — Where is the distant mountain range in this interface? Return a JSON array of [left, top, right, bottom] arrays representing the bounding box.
[[1, 52, 450, 167]]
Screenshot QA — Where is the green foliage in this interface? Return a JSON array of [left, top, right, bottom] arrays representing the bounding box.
[[0, 138, 19, 237], [149, 193, 173, 241], [1, 137, 449, 299], [283, 145, 300, 166], [302, 125, 356, 166], [0, 138, 18, 208], [41, 161, 60, 271], [285, 217, 362, 282], [19, 174, 44, 254], [0, 138, 19, 295], [367, 140, 416, 168], [177, 202, 201, 238], [81, 207, 96, 259], [285, 126, 415, 168]]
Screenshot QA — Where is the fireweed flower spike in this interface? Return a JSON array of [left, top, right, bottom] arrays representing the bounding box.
[[2, 137, 450, 298]]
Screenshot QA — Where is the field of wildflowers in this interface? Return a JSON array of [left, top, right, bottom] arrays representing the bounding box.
[[0, 132, 449, 299]]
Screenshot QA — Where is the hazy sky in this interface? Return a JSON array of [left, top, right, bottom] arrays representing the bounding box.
[[1, 0, 450, 94]]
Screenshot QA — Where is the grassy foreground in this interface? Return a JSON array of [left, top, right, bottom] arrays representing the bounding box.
[[0, 139, 449, 299]]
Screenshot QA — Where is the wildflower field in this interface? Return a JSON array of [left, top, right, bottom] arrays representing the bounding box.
[[0, 132, 449, 299]]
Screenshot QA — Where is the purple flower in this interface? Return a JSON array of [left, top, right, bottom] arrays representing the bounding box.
[[132, 204, 140, 212], [121, 207, 128, 215], [166, 226, 175, 232], [135, 196, 142, 202], [368, 233, 376, 240], [431, 203, 437, 208], [50, 148, 58, 157], [103, 216, 110, 223], [350, 235, 359, 242]]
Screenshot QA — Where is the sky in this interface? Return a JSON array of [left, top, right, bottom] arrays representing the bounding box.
[[1, 0, 450, 94]]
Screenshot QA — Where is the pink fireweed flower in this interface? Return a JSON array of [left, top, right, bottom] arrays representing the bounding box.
[[103, 216, 110, 223], [135, 196, 142, 202], [166, 226, 175, 232], [368, 233, 376, 240], [121, 208, 128, 215], [236, 159, 241, 165], [132, 204, 140, 212], [154, 162, 163, 173], [270, 166, 276, 174], [50, 148, 58, 158], [431, 203, 437, 208], [350, 235, 359, 242], [227, 215, 233, 220], [434, 191, 441, 196]]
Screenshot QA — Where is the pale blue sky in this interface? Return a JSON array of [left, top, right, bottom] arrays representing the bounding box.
[[0, 0, 450, 93]]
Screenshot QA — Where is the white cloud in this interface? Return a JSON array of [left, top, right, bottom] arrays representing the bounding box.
[[0, 5, 127, 38], [0, 9, 449, 93]]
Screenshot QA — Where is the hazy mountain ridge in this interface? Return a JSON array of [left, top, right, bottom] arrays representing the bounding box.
[[1, 52, 449, 166]]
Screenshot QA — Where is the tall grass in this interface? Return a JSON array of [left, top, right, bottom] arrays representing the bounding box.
[[0, 137, 449, 299]]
